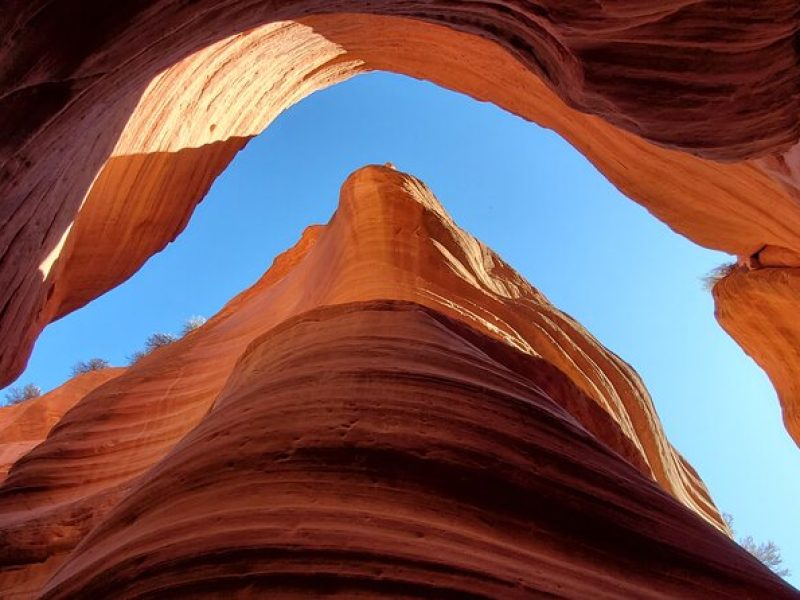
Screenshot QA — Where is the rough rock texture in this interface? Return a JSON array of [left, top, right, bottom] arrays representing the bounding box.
[[1, 5, 800, 448], [0, 166, 796, 598]]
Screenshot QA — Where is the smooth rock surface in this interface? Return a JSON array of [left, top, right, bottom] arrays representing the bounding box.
[[0, 370, 123, 481], [1, 166, 796, 598], [715, 266, 800, 445], [1, 6, 800, 448]]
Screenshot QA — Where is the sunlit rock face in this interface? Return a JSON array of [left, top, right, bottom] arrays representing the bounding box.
[[2, 3, 800, 447], [0, 166, 796, 598], [0, 370, 124, 481]]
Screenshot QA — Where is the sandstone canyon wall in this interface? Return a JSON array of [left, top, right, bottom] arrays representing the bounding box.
[[0, 369, 124, 481], [0, 166, 796, 598], [1, 3, 800, 449]]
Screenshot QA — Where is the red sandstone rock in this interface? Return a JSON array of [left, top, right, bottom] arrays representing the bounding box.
[[1, 6, 800, 449], [0, 166, 795, 598], [0, 370, 123, 481], [714, 267, 800, 446]]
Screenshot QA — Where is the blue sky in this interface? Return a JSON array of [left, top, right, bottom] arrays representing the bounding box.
[[5, 72, 798, 584]]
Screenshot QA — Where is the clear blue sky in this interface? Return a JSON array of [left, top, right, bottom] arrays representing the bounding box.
[[4, 72, 798, 585]]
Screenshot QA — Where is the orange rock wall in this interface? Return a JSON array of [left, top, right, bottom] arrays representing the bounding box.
[[1, 166, 797, 597], [0, 369, 123, 480], [1, 5, 800, 449], [38, 301, 798, 598], [714, 267, 800, 444]]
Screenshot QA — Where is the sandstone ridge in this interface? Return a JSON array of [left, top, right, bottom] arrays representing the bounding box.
[[2, 6, 800, 447], [0, 166, 796, 598]]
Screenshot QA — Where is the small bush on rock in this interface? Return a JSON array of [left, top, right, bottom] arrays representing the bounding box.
[[4, 384, 42, 406], [129, 332, 179, 364], [72, 358, 111, 376], [702, 262, 737, 291], [181, 316, 207, 336]]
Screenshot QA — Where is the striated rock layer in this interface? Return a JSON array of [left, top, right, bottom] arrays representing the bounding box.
[[714, 267, 800, 445], [1, 166, 796, 598], [0, 369, 123, 481], [1, 4, 800, 447]]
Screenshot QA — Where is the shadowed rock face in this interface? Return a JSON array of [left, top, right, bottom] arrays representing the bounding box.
[[2, 4, 800, 447], [0, 166, 796, 598]]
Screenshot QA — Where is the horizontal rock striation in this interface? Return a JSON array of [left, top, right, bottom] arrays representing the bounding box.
[[1, 166, 796, 597], [1, 5, 800, 448], [0, 369, 123, 481], [38, 301, 798, 599]]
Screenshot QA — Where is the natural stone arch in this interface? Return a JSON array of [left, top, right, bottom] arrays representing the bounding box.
[[1, 4, 800, 445]]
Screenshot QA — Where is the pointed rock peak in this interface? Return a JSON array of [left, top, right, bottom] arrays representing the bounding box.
[[337, 163, 453, 225], [332, 163, 535, 304]]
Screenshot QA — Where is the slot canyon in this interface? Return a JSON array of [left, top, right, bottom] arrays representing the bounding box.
[[1, 2, 799, 598]]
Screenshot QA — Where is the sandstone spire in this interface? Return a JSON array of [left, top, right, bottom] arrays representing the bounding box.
[[3, 8, 800, 452], [1, 166, 794, 598]]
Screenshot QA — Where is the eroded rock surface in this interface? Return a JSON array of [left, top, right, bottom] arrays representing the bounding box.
[[0, 370, 123, 481], [1, 5, 800, 448], [0, 167, 795, 598]]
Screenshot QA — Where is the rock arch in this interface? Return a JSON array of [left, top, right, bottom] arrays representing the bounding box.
[[1, 3, 799, 443]]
